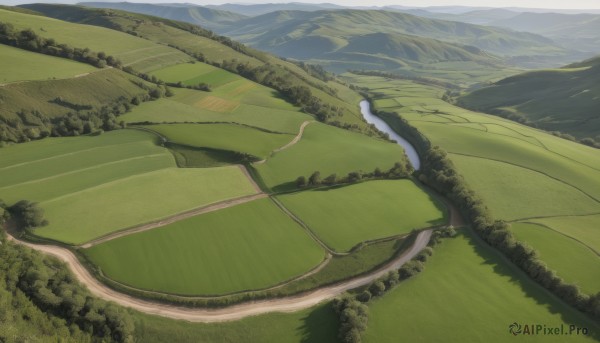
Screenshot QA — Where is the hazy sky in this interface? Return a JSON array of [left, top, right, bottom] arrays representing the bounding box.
[[3, 0, 600, 9]]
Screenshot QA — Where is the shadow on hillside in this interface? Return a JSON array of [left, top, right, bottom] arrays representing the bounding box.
[[466, 229, 600, 340], [296, 303, 341, 343]]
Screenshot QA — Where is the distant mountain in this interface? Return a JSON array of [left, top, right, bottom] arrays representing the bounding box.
[[458, 56, 600, 140], [489, 12, 600, 53], [218, 9, 568, 65], [79, 2, 247, 29], [205, 2, 345, 16]]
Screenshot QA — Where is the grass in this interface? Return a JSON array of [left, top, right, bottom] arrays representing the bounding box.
[[278, 180, 446, 252], [143, 123, 294, 159], [0, 68, 149, 121], [363, 230, 600, 342], [255, 122, 406, 191], [151, 62, 240, 88], [0, 130, 257, 244], [84, 198, 325, 295], [528, 214, 600, 254], [449, 154, 600, 221], [458, 61, 600, 138], [345, 74, 600, 220], [121, 88, 311, 134], [511, 222, 600, 295], [0, 8, 192, 72], [132, 303, 339, 343], [0, 44, 96, 84], [167, 143, 246, 168], [275, 237, 408, 295]]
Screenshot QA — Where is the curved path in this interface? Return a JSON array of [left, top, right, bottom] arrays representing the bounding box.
[[253, 120, 313, 165], [5, 229, 431, 323]]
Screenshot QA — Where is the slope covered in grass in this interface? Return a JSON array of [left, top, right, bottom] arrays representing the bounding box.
[[145, 123, 294, 159], [458, 57, 600, 139], [84, 198, 325, 295], [364, 231, 600, 343], [0, 44, 96, 84], [511, 222, 600, 294]]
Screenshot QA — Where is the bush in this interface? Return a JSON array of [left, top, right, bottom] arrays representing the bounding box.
[[8, 200, 48, 230]]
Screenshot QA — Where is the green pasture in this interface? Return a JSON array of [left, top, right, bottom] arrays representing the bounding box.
[[450, 154, 600, 221], [0, 9, 192, 71], [121, 88, 310, 134], [37, 166, 256, 244], [151, 62, 240, 88], [0, 44, 96, 84], [84, 198, 325, 295], [511, 222, 600, 295], [133, 303, 338, 343], [528, 214, 600, 253], [144, 123, 294, 159], [255, 123, 406, 191], [363, 230, 600, 343], [278, 180, 445, 252], [0, 129, 257, 244]]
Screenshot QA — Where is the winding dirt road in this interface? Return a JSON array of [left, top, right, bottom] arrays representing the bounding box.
[[6, 229, 431, 323]]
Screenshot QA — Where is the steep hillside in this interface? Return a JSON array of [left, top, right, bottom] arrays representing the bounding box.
[[80, 2, 247, 30], [458, 56, 600, 142], [17, 4, 373, 135]]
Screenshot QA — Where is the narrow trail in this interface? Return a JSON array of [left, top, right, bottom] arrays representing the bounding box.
[[6, 230, 432, 323], [80, 193, 267, 248], [273, 121, 313, 153], [253, 121, 313, 165]]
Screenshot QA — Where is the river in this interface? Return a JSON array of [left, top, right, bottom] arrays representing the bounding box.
[[359, 100, 421, 170]]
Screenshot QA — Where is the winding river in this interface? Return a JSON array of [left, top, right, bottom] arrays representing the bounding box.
[[359, 100, 421, 170]]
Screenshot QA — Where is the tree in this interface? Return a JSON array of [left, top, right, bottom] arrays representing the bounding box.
[[369, 280, 386, 296], [308, 171, 321, 186], [9, 200, 48, 230], [323, 173, 337, 185], [296, 176, 307, 188]]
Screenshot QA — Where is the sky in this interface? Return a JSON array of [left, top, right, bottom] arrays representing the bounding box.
[[3, 0, 600, 9]]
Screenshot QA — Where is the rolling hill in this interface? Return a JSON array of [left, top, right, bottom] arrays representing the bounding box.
[[80, 2, 248, 30], [458, 55, 600, 142], [218, 9, 567, 62]]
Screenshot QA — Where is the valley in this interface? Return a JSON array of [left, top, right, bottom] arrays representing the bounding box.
[[0, 2, 599, 342]]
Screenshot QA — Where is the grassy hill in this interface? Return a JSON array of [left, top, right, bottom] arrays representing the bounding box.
[[458, 56, 600, 141], [81, 2, 248, 30], [18, 4, 372, 134], [219, 9, 568, 66]]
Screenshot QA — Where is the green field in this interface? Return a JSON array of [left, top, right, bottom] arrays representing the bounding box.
[[0, 130, 257, 244], [450, 154, 600, 220], [144, 123, 294, 159], [347, 73, 600, 301], [151, 62, 241, 88], [133, 304, 339, 343], [528, 214, 600, 253], [0, 8, 192, 72], [84, 198, 325, 295], [363, 231, 600, 342], [255, 123, 407, 190], [121, 88, 311, 134], [0, 44, 96, 84], [511, 222, 600, 295], [278, 180, 445, 251]]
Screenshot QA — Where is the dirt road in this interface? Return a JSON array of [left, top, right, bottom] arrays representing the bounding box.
[[6, 229, 431, 323]]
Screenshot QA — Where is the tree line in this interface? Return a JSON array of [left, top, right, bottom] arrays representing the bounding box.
[[333, 227, 456, 343], [295, 162, 412, 188], [0, 22, 122, 69], [379, 111, 600, 323]]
